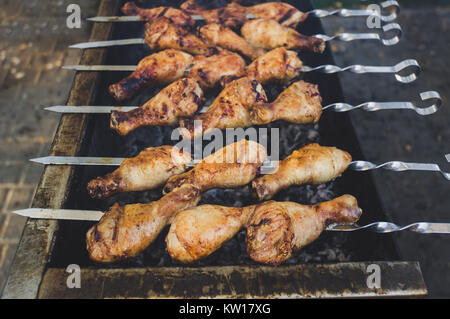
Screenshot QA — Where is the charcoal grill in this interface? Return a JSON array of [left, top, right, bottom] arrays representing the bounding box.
[[2, 0, 427, 298]]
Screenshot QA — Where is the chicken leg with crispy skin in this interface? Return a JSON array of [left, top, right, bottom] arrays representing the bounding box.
[[179, 79, 322, 140], [166, 195, 361, 264], [163, 138, 268, 194], [242, 19, 326, 54], [249, 80, 323, 125], [187, 50, 246, 90], [198, 23, 266, 60], [145, 17, 220, 56], [221, 48, 303, 86], [121, 2, 195, 28], [181, 0, 308, 29], [109, 49, 245, 101], [252, 144, 352, 201], [86, 184, 201, 263], [246, 195, 362, 265], [87, 145, 192, 200], [179, 77, 268, 140], [109, 49, 193, 101], [110, 78, 204, 135]]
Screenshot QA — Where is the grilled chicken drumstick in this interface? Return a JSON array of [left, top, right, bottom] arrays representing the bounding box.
[[87, 139, 267, 263], [179, 77, 268, 140], [145, 17, 220, 56], [87, 145, 192, 200], [110, 78, 204, 135], [163, 139, 268, 194], [179, 79, 321, 140], [246, 195, 362, 265], [198, 23, 266, 60], [242, 19, 326, 54], [109, 49, 245, 101], [109, 49, 193, 101], [121, 2, 195, 28], [87, 184, 201, 263], [166, 195, 361, 264], [221, 47, 303, 86], [180, 0, 308, 29], [252, 144, 352, 201], [250, 80, 322, 125]]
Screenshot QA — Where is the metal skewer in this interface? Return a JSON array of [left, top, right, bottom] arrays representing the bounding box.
[[63, 59, 420, 83], [69, 23, 402, 49], [46, 91, 441, 116], [13, 209, 449, 235], [29, 156, 450, 181], [88, 1, 400, 23]]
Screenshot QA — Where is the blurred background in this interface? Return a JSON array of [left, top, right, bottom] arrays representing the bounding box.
[[0, 0, 448, 297]]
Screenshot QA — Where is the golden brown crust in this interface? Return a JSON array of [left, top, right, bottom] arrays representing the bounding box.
[[250, 80, 322, 125], [108, 49, 194, 101], [163, 139, 268, 194], [198, 23, 266, 60], [252, 144, 352, 200], [121, 2, 195, 28], [86, 184, 201, 263], [166, 205, 255, 263], [180, 0, 307, 29], [166, 195, 361, 265], [87, 145, 192, 200], [179, 77, 268, 140], [221, 48, 303, 86], [110, 78, 204, 135], [246, 195, 362, 265], [242, 19, 325, 53], [145, 17, 221, 56], [187, 50, 246, 90]]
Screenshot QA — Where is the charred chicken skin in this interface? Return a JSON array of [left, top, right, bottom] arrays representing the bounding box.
[[163, 139, 268, 194], [246, 195, 362, 265], [110, 78, 204, 135], [86, 184, 201, 263], [242, 19, 326, 53], [250, 80, 322, 125], [252, 144, 352, 201], [221, 48, 303, 86], [166, 195, 361, 264], [109, 49, 245, 101], [180, 79, 322, 140], [109, 49, 193, 101], [121, 2, 195, 28], [198, 23, 266, 60], [180, 0, 308, 29], [179, 77, 268, 140], [187, 50, 246, 90], [145, 17, 220, 56], [87, 145, 192, 200]]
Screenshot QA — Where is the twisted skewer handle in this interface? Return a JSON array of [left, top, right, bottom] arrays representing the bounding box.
[[327, 222, 450, 233], [308, 0, 400, 22], [349, 156, 450, 181], [301, 59, 421, 83], [323, 91, 442, 115], [314, 23, 402, 46]]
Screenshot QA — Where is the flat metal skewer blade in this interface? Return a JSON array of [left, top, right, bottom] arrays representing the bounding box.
[[69, 38, 145, 49], [13, 208, 104, 221], [45, 106, 139, 113], [87, 16, 144, 22], [30, 156, 125, 166], [63, 65, 137, 71]]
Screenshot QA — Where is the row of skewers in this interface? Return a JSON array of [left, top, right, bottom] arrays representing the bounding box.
[[19, 1, 449, 266]]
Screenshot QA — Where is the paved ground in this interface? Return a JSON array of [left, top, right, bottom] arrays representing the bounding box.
[[320, 6, 450, 298], [0, 1, 448, 297], [0, 0, 100, 294]]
